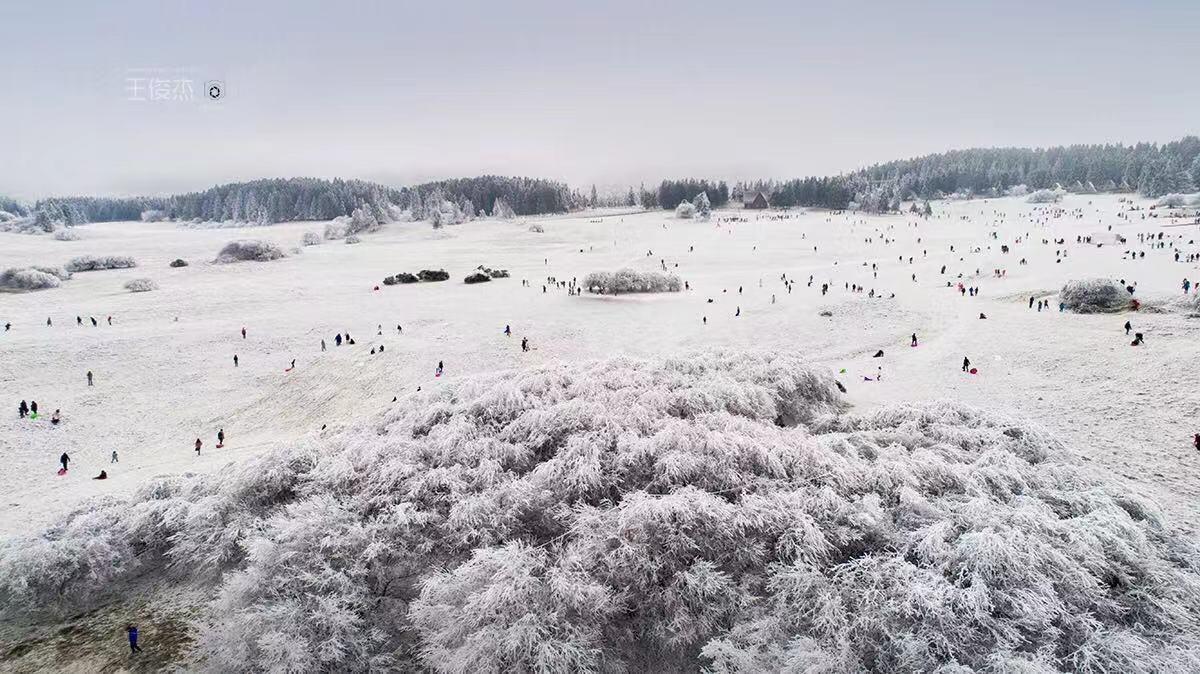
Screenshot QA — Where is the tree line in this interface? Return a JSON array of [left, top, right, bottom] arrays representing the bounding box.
[[4, 137, 1199, 228], [5, 175, 578, 229]]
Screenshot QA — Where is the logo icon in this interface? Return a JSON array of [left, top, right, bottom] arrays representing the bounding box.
[[205, 80, 225, 101]]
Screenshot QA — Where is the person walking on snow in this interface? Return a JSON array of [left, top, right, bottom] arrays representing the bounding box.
[[504, 325, 511, 337], [233, 355, 239, 367], [911, 333, 918, 347], [194, 438, 202, 455], [30, 401, 38, 417], [19, 400, 28, 419], [127, 625, 143, 654], [59, 452, 70, 472], [87, 370, 93, 386], [217, 428, 225, 448], [321, 339, 326, 352], [521, 337, 529, 352], [111, 450, 119, 463], [241, 327, 247, 339], [962, 356, 971, 372], [1124, 320, 1132, 336]]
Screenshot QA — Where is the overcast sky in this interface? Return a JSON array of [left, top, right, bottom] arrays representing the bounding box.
[[1, 0, 1197, 199]]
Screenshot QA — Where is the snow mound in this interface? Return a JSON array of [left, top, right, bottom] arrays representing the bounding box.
[[344, 235, 361, 245], [0, 265, 71, 291], [1060, 278, 1132, 313], [123, 278, 159, 293], [214, 240, 286, 264], [3, 350, 1198, 673], [53, 228, 81, 241], [65, 255, 137, 272], [584, 269, 682, 294], [463, 271, 491, 284], [300, 231, 321, 246], [169, 258, 189, 268], [528, 223, 545, 233]]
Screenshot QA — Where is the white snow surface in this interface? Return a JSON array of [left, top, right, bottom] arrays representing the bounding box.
[[1, 194, 1199, 540]]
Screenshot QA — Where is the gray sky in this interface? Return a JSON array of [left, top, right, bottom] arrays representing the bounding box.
[[1, 0, 1197, 199]]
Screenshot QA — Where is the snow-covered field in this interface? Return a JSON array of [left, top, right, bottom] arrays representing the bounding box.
[[1, 195, 1199, 536], [5, 193, 1200, 670]]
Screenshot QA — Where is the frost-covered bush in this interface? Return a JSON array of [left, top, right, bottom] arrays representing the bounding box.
[[583, 269, 683, 294], [323, 218, 349, 240], [140, 209, 169, 222], [3, 350, 1200, 673], [1004, 184, 1029, 197], [383, 272, 419, 286], [347, 207, 379, 236], [417, 269, 449, 282], [124, 278, 158, 293], [65, 255, 137, 272], [53, 228, 81, 241], [675, 200, 697, 219], [1027, 188, 1063, 204], [1060, 278, 1132, 313], [1156, 193, 1191, 208], [528, 223, 545, 233], [215, 240, 286, 264], [0, 265, 71, 291], [463, 272, 491, 284], [169, 258, 188, 268], [344, 235, 361, 245], [474, 265, 509, 279], [301, 231, 322, 246]]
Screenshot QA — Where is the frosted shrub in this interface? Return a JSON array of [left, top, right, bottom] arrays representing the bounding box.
[[344, 235, 361, 245], [528, 223, 545, 233], [124, 278, 158, 293], [65, 255, 137, 272], [1156, 193, 1190, 208], [300, 231, 321, 246], [4, 351, 1200, 673], [463, 272, 491, 284], [693, 191, 712, 219], [323, 218, 349, 240], [53, 228, 81, 241], [140, 209, 169, 222], [1004, 184, 1029, 197], [583, 269, 683, 294], [1060, 278, 1131, 313], [383, 272, 419, 285], [1026, 188, 1063, 204], [0, 266, 71, 291], [675, 200, 697, 218], [169, 258, 188, 268], [346, 207, 379, 236], [417, 269, 449, 282], [215, 240, 286, 264]]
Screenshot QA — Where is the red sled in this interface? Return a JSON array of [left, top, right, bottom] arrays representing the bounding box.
[[969, 368, 978, 375], [57, 468, 67, 476]]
